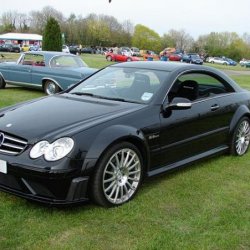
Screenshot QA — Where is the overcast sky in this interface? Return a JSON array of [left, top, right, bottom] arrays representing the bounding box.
[[1, 0, 249, 38]]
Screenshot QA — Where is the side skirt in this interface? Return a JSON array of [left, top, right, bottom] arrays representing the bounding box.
[[147, 145, 229, 177]]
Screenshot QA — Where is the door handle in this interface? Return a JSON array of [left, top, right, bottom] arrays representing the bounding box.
[[211, 104, 220, 111]]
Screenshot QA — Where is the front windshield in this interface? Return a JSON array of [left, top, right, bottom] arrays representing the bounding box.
[[69, 66, 168, 103], [50, 55, 87, 68]]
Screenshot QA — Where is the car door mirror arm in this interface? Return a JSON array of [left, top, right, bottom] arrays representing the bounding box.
[[163, 97, 192, 112]]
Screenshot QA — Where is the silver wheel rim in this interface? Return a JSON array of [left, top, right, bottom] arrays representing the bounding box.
[[235, 120, 250, 155], [46, 82, 56, 95], [102, 148, 141, 205]]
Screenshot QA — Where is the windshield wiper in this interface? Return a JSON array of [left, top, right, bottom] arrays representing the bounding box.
[[70, 92, 95, 96], [70, 92, 141, 104]]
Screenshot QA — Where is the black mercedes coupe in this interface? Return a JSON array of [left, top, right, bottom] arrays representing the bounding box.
[[0, 61, 249, 207]]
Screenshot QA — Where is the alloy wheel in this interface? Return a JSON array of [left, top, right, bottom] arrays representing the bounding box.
[[102, 148, 141, 205], [235, 120, 250, 155]]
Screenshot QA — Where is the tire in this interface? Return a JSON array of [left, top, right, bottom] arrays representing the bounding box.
[[44, 80, 60, 95], [127, 58, 132, 62], [230, 117, 250, 156], [106, 56, 112, 61], [0, 76, 6, 89], [90, 142, 143, 207]]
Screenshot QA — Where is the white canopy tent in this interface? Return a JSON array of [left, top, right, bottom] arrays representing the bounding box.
[[0, 33, 42, 45]]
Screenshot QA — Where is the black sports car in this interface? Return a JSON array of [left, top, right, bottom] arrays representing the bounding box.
[[0, 61, 249, 207]]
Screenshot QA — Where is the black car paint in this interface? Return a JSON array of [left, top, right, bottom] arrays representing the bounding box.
[[0, 61, 249, 205]]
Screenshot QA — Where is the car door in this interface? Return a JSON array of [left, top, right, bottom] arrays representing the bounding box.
[[115, 52, 127, 62], [158, 72, 235, 168], [4, 56, 32, 85]]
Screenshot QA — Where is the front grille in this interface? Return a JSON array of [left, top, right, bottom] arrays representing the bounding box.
[[0, 132, 28, 155]]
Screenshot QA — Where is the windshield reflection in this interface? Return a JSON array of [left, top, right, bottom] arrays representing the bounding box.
[[69, 67, 167, 103]]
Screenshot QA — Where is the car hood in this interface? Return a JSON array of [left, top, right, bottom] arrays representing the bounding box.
[[0, 61, 17, 65], [67, 67, 97, 75], [0, 94, 144, 143]]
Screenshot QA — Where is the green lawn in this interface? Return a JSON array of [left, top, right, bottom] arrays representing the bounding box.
[[0, 54, 249, 250]]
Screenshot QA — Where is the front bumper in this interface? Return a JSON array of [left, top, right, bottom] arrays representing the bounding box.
[[0, 161, 90, 205]]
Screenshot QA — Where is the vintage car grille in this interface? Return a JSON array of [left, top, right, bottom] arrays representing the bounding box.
[[0, 132, 28, 155]]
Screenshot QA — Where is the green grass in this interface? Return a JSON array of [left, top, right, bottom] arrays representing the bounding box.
[[231, 75, 250, 90], [0, 156, 249, 249], [204, 62, 250, 71], [0, 54, 250, 250]]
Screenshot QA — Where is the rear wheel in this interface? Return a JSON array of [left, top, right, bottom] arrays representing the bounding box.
[[90, 142, 143, 207], [230, 117, 250, 156], [0, 76, 6, 89], [127, 58, 132, 62], [44, 80, 60, 95], [106, 55, 112, 61]]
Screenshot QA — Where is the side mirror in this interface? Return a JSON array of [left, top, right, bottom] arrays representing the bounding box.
[[165, 97, 192, 111]]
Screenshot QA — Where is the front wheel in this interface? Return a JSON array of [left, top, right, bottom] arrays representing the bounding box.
[[90, 142, 143, 207], [44, 80, 60, 95], [230, 117, 250, 156], [0, 76, 6, 89]]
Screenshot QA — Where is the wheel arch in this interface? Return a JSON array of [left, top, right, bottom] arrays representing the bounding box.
[[42, 77, 63, 91], [82, 125, 150, 176], [229, 105, 250, 136], [106, 55, 113, 61]]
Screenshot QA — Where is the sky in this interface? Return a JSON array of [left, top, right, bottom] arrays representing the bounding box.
[[1, 0, 250, 39]]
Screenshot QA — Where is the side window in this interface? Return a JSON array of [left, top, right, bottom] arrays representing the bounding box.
[[168, 73, 234, 102], [21, 54, 45, 66]]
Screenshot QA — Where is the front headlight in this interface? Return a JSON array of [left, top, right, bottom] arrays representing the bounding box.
[[30, 137, 74, 161]]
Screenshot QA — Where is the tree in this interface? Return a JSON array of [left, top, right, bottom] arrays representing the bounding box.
[[43, 17, 62, 51], [0, 11, 17, 32], [163, 29, 194, 52], [132, 24, 161, 52]]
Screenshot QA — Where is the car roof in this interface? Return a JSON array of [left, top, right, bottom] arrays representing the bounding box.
[[110, 61, 206, 72], [24, 51, 75, 56]]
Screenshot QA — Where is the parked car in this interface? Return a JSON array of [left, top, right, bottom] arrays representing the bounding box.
[[29, 45, 41, 51], [0, 51, 97, 95], [224, 58, 237, 66], [239, 59, 250, 67], [120, 47, 133, 56], [81, 47, 94, 54], [21, 44, 30, 52], [168, 53, 183, 61], [62, 45, 70, 53], [140, 50, 159, 60], [131, 47, 140, 56], [182, 54, 203, 65], [106, 51, 140, 62], [0, 44, 20, 53], [0, 61, 249, 207], [207, 57, 230, 65], [69, 45, 80, 55]]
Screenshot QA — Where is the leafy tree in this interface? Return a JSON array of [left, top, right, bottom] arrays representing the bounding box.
[[132, 24, 161, 52], [43, 17, 62, 51]]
